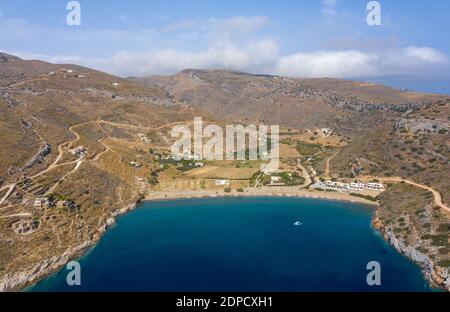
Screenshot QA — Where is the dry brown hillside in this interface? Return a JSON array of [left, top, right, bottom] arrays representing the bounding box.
[[134, 69, 444, 135], [0, 53, 197, 185]]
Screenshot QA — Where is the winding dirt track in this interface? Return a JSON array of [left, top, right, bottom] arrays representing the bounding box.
[[323, 151, 338, 179], [297, 159, 312, 187], [1, 119, 139, 204], [322, 152, 448, 215], [360, 176, 449, 214], [0, 213, 32, 219], [3, 118, 449, 218], [0, 184, 16, 206]]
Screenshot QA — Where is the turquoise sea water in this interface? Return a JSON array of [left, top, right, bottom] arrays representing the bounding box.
[[28, 197, 432, 291]]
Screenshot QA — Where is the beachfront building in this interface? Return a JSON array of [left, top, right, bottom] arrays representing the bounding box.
[[366, 183, 384, 191], [268, 176, 286, 187], [325, 181, 339, 188], [324, 180, 384, 192], [350, 182, 365, 191], [215, 179, 230, 186]]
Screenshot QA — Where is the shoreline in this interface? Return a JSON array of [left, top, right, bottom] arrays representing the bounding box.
[[144, 187, 379, 206], [0, 187, 387, 292], [372, 217, 450, 292]]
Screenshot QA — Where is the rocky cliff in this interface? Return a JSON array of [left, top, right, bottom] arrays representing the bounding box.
[[372, 217, 450, 291]]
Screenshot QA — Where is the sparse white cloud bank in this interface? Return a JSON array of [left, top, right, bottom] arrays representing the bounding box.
[[0, 14, 448, 79], [4, 43, 447, 80]]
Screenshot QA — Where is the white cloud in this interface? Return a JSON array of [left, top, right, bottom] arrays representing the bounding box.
[[0, 17, 158, 45], [321, 0, 338, 18], [4, 44, 447, 80], [207, 16, 270, 34], [163, 19, 200, 32], [155, 14, 170, 21], [0, 14, 447, 79], [0, 49, 81, 64], [115, 14, 128, 23], [275, 50, 379, 78], [405, 46, 447, 64], [163, 15, 269, 34], [96, 45, 448, 78], [274, 47, 448, 78], [87, 38, 279, 76]]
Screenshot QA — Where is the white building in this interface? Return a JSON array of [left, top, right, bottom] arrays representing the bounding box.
[[70, 146, 86, 157], [366, 183, 384, 191], [320, 128, 333, 137], [130, 161, 142, 169], [271, 176, 281, 183], [350, 182, 365, 191], [34, 197, 50, 210], [215, 180, 230, 186]]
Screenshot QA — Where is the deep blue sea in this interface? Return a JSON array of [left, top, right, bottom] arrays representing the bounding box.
[[28, 197, 432, 291]]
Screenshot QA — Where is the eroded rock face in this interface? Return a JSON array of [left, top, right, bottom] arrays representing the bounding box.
[[0, 201, 138, 292], [0, 241, 91, 292], [22, 143, 51, 171], [372, 217, 450, 292], [0, 53, 21, 64]]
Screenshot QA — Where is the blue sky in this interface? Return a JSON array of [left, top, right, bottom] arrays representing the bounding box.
[[0, 0, 449, 93]]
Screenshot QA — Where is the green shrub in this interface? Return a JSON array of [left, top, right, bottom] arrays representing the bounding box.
[[437, 260, 450, 268], [349, 193, 377, 202]]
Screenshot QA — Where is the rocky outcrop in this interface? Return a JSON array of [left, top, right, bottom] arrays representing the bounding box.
[[0, 241, 91, 292], [0, 199, 139, 292], [372, 217, 450, 292], [22, 143, 51, 170]]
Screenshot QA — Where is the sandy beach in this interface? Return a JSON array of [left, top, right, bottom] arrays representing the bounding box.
[[144, 187, 379, 206]]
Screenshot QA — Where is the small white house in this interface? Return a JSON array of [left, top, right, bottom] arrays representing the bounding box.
[[70, 146, 86, 157], [350, 182, 365, 191], [366, 183, 384, 191], [130, 161, 142, 169], [320, 128, 333, 137], [271, 176, 281, 183], [215, 180, 230, 186], [34, 197, 50, 209]]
